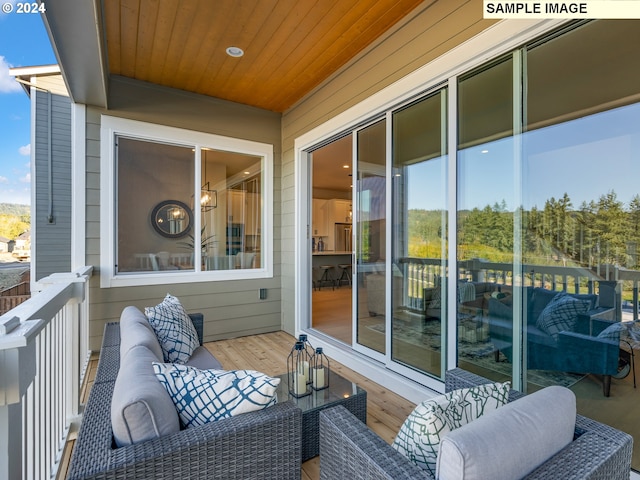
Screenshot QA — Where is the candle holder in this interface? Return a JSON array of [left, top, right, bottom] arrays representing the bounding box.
[[311, 347, 330, 391], [287, 341, 311, 398], [298, 334, 314, 384]]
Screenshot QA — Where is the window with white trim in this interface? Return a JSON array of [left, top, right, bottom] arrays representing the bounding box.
[[100, 116, 273, 287]]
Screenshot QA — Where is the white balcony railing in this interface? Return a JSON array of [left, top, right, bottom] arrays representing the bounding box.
[[397, 257, 640, 320], [0, 266, 93, 480]]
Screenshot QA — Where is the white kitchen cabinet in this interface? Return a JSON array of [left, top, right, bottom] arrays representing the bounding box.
[[312, 199, 329, 237], [331, 199, 352, 224]]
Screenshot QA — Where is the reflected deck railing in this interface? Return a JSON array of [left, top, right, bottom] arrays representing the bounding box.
[[397, 257, 640, 321], [0, 266, 93, 480]]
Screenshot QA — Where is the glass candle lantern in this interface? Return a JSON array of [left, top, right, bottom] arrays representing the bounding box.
[[287, 341, 311, 398], [311, 347, 330, 391], [298, 334, 314, 384]]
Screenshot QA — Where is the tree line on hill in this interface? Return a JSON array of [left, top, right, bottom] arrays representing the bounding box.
[[0, 203, 30, 241], [409, 190, 640, 270]]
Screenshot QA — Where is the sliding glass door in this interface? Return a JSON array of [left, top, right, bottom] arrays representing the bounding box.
[[456, 55, 518, 384], [302, 18, 640, 470], [391, 90, 448, 378], [355, 119, 387, 356]]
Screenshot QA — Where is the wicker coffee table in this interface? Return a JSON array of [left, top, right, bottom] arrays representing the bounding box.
[[276, 370, 367, 461]]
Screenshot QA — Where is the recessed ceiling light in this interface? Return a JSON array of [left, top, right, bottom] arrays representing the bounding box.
[[226, 46, 244, 57], [342, 164, 350, 169], [243, 171, 251, 175], [481, 149, 489, 154]]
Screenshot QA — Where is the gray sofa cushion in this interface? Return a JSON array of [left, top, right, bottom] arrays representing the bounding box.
[[112, 305, 225, 447], [436, 385, 576, 480], [119, 306, 163, 361], [185, 345, 223, 370], [111, 344, 180, 447]]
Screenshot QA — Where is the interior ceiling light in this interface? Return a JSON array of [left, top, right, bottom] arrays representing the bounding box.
[[342, 164, 350, 169], [226, 46, 244, 57]]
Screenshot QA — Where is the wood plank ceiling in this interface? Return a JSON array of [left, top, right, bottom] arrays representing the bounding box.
[[103, 0, 426, 112]]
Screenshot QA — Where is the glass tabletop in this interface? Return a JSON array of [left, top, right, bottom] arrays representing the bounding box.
[[275, 370, 365, 413]]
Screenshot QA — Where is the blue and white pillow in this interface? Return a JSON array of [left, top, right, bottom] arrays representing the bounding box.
[[153, 364, 280, 428], [392, 381, 510, 475], [536, 293, 591, 339], [597, 322, 626, 340], [144, 294, 199, 364]]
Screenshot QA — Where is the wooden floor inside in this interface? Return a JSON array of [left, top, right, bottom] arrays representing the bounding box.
[[59, 331, 417, 480]]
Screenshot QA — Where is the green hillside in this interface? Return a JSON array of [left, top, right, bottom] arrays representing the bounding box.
[[0, 203, 30, 240]]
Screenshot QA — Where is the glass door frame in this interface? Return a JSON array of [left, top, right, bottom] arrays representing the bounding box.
[[351, 116, 388, 364], [385, 88, 453, 385]]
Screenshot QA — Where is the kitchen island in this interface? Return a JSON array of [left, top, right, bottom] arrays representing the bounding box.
[[312, 251, 352, 288]]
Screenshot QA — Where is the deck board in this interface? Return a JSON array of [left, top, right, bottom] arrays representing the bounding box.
[[60, 331, 417, 480]]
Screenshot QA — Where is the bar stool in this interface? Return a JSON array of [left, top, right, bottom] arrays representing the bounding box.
[[337, 264, 352, 287], [318, 265, 335, 290]]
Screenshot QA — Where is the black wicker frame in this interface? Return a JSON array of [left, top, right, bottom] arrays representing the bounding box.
[[320, 367, 633, 480], [67, 317, 302, 480]]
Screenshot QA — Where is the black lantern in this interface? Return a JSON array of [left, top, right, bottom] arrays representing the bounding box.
[[298, 334, 314, 384], [311, 347, 330, 391], [287, 341, 311, 398]]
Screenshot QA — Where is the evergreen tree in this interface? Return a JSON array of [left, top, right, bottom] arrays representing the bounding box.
[[593, 191, 627, 265], [628, 195, 640, 267]]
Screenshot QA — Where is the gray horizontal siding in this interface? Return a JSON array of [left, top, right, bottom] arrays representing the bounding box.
[[34, 90, 72, 280], [85, 79, 282, 351], [280, 0, 494, 332]]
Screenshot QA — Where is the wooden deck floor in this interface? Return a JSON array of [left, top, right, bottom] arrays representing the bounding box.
[[60, 331, 417, 480]]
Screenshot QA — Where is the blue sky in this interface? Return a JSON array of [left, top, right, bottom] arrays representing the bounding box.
[[0, 5, 56, 205], [410, 102, 640, 213]]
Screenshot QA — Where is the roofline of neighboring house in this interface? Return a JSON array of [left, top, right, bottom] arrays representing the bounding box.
[[10, 64, 61, 97], [41, 0, 109, 107]]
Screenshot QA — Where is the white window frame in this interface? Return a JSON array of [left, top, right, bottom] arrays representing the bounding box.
[[294, 19, 568, 401], [100, 115, 273, 288]]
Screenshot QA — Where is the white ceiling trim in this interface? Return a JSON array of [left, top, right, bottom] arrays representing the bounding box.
[[42, 0, 109, 107]]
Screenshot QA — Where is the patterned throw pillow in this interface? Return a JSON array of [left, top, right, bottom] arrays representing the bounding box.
[[392, 381, 510, 475], [427, 287, 442, 309], [597, 322, 626, 340], [144, 294, 199, 364], [536, 293, 591, 339], [153, 364, 280, 427]]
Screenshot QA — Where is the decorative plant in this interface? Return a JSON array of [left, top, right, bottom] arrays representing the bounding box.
[[176, 226, 217, 253]]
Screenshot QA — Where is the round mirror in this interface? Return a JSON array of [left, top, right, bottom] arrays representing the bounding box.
[[151, 200, 193, 238]]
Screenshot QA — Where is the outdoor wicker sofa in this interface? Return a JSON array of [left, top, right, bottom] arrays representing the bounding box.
[[319, 368, 633, 479], [67, 313, 302, 480]]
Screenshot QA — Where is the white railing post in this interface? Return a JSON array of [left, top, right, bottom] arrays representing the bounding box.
[[67, 300, 81, 422], [0, 318, 43, 480], [0, 266, 92, 480]]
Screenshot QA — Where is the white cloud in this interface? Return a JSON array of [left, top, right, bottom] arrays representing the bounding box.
[[18, 144, 30, 156], [0, 187, 30, 205], [0, 176, 8, 184], [0, 56, 21, 93], [19, 173, 30, 183]]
